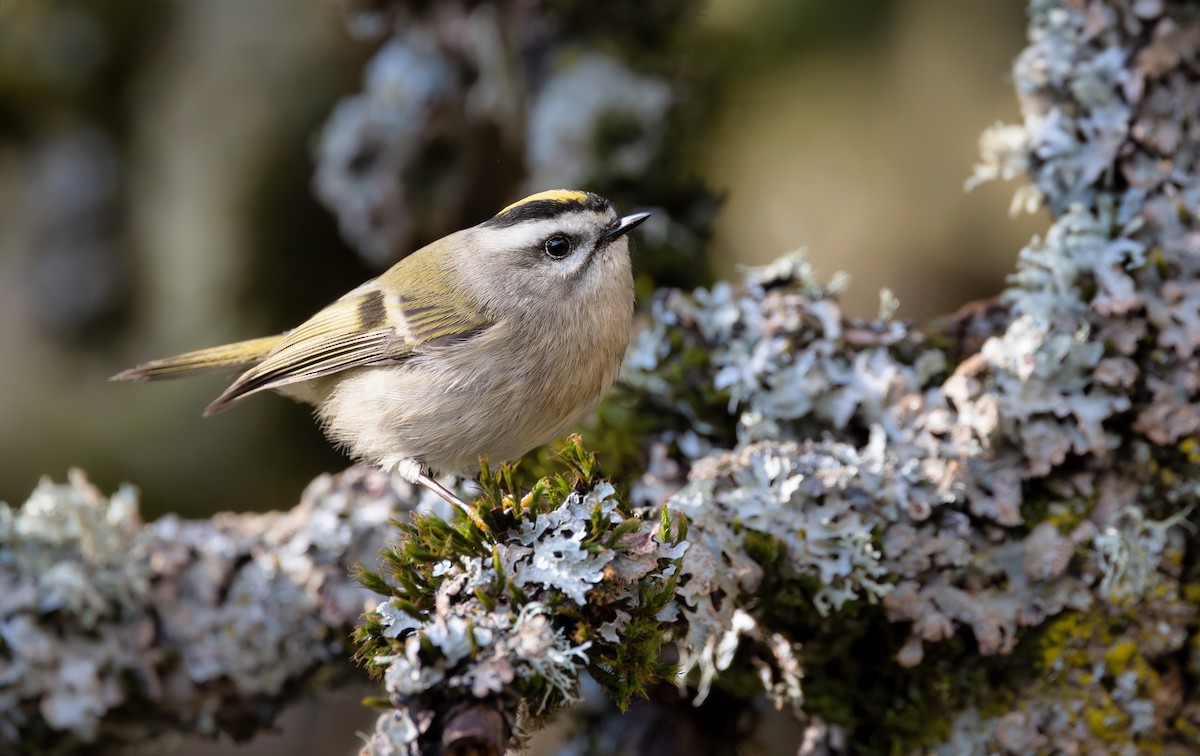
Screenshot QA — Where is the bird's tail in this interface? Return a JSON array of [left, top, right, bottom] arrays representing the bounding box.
[[110, 335, 283, 383]]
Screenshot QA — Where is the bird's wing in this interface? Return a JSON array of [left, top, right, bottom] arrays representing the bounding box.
[[204, 258, 490, 415]]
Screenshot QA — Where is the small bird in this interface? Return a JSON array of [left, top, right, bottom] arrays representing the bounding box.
[[114, 189, 649, 523]]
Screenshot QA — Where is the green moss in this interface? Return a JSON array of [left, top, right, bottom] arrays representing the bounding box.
[[1182, 582, 1200, 607], [1016, 490, 1097, 536], [798, 616, 1031, 755], [353, 436, 685, 715], [699, 527, 1030, 754]]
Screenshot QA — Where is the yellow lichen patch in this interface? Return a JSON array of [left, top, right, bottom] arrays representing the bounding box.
[[498, 189, 590, 214], [1040, 495, 1095, 532], [1178, 437, 1200, 465], [1172, 713, 1200, 745], [1032, 608, 1178, 750], [1159, 466, 1180, 487], [1182, 582, 1200, 606], [1084, 700, 1131, 742], [1103, 640, 1139, 676], [1038, 613, 1110, 672]]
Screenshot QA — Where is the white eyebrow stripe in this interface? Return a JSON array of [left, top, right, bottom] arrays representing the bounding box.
[[481, 213, 602, 251]]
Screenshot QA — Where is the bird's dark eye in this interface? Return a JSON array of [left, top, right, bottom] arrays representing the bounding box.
[[543, 235, 572, 259]]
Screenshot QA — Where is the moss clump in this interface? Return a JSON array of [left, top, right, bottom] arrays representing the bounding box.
[[799, 613, 1038, 755], [354, 435, 687, 721]]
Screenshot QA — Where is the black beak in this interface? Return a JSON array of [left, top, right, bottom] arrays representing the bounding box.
[[605, 211, 651, 242]]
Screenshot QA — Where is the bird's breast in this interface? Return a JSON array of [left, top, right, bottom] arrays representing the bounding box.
[[311, 306, 631, 475]]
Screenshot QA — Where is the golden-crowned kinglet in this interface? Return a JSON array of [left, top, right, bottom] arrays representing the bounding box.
[[114, 189, 650, 523]]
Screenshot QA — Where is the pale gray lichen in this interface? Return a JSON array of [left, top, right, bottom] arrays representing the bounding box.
[[316, 4, 700, 271], [0, 466, 404, 750], [357, 479, 687, 755], [313, 30, 460, 265], [607, 4, 1200, 751], [506, 483, 623, 604], [524, 52, 673, 192], [1091, 505, 1194, 604], [374, 598, 587, 706], [624, 224, 1194, 746]]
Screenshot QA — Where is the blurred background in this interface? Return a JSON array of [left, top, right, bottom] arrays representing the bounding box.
[[0, 0, 1039, 750]]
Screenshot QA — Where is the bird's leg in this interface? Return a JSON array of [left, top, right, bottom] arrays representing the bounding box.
[[417, 472, 492, 533], [395, 458, 490, 533]]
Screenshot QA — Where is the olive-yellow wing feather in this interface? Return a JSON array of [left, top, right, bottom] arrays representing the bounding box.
[[203, 254, 490, 414], [113, 245, 492, 415]]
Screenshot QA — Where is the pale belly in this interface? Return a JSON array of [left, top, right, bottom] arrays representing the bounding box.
[[300, 326, 622, 476]]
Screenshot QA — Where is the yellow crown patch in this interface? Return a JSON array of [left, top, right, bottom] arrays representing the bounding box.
[[499, 189, 591, 214]]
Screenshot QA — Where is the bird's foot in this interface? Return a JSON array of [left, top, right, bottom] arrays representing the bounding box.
[[394, 458, 491, 534]]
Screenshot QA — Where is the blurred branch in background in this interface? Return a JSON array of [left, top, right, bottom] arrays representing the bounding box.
[[312, 0, 715, 284], [700, 0, 1041, 319], [0, 0, 362, 522], [0, 0, 715, 522]]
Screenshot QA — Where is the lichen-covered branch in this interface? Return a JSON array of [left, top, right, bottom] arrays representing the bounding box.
[[6, 0, 1200, 754], [0, 467, 414, 752], [353, 442, 686, 755], [359, 1, 1200, 752], [606, 0, 1200, 750]]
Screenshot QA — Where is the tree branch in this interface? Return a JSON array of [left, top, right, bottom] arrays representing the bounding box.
[[5, 1, 1199, 754], [0, 467, 413, 751]]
